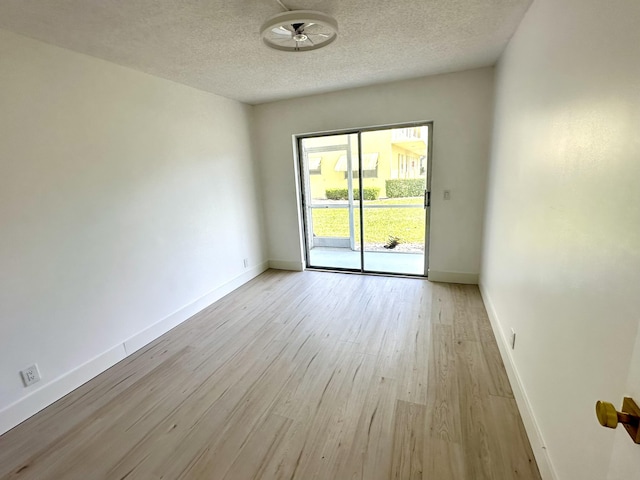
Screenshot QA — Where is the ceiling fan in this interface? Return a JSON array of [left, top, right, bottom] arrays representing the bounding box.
[[260, 9, 338, 52]]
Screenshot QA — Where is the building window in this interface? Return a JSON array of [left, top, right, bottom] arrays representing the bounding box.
[[335, 152, 379, 178], [397, 153, 420, 178]]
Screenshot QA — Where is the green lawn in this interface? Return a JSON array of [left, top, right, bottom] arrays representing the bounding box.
[[311, 197, 426, 244]]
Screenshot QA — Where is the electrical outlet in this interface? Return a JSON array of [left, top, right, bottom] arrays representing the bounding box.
[[510, 328, 517, 350], [21, 364, 41, 387], [243, 258, 249, 268], [443, 190, 451, 200]]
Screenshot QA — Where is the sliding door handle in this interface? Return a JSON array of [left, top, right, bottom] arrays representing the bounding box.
[[424, 190, 430, 209]]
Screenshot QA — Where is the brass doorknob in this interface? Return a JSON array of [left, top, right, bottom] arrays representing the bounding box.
[[596, 400, 633, 428], [596, 401, 619, 428], [595, 397, 640, 444]]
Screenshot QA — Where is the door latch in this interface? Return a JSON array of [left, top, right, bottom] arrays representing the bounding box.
[[424, 190, 431, 208]]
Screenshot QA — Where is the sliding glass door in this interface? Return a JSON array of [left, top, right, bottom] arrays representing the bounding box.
[[299, 123, 432, 276], [360, 127, 429, 274], [300, 133, 361, 270]]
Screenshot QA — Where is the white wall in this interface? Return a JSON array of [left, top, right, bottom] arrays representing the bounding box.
[[0, 29, 267, 434], [253, 68, 494, 280], [481, 0, 640, 479]]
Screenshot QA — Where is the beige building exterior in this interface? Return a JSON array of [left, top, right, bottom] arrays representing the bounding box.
[[303, 126, 428, 200]]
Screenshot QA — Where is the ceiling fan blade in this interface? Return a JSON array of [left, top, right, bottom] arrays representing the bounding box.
[[302, 22, 325, 32], [271, 26, 293, 36], [306, 32, 330, 38], [271, 37, 295, 43]]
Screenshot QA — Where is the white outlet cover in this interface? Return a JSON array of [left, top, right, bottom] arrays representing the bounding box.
[[21, 364, 41, 387]]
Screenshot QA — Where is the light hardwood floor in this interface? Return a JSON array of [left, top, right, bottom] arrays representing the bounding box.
[[0, 270, 541, 479]]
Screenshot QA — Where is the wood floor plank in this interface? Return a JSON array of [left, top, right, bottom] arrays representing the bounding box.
[[452, 285, 482, 342], [424, 438, 467, 479], [288, 351, 378, 479], [487, 395, 542, 479], [426, 324, 462, 443], [395, 294, 432, 404], [455, 340, 495, 480], [332, 375, 397, 480], [430, 282, 454, 326], [222, 414, 293, 480], [482, 338, 514, 398], [0, 270, 541, 480], [391, 400, 425, 480]]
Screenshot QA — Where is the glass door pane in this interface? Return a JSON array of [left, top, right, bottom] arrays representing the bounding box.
[[360, 126, 429, 275], [301, 133, 362, 271]]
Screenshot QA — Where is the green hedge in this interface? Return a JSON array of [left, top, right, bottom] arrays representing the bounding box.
[[385, 179, 425, 198], [325, 187, 380, 201]]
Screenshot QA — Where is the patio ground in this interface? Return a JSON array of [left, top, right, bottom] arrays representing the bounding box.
[[309, 247, 425, 275]]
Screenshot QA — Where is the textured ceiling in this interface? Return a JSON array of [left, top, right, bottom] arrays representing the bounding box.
[[0, 0, 532, 104]]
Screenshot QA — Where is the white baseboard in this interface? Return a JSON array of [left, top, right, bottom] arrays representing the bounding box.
[[0, 344, 127, 435], [0, 262, 269, 436], [479, 282, 558, 480], [428, 270, 479, 284], [269, 259, 304, 271], [124, 261, 269, 354]]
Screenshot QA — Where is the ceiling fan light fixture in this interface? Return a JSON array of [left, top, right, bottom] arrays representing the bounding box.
[[260, 10, 338, 52]]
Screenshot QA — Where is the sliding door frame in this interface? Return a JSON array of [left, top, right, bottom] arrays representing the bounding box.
[[296, 120, 433, 278]]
